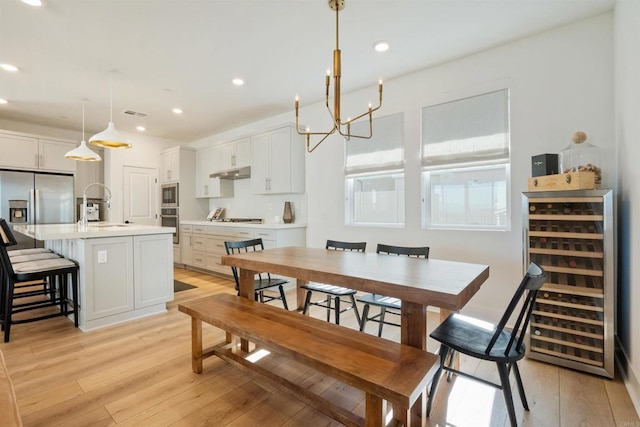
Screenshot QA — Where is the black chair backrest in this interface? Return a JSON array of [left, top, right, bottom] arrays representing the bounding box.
[[0, 218, 18, 247], [0, 219, 17, 277], [486, 262, 547, 356], [326, 240, 366, 252], [224, 238, 268, 290], [376, 243, 429, 259]]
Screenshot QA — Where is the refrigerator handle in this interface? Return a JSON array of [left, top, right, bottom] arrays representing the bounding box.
[[28, 189, 39, 224]]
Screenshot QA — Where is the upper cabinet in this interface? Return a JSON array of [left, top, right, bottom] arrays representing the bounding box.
[[75, 148, 105, 199], [160, 147, 181, 183], [195, 146, 233, 198], [0, 131, 76, 173], [251, 126, 305, 194], [219, 137, 251, 171]]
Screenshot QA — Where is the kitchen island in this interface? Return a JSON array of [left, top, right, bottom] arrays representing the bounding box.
[[13, 223, 175, 331]]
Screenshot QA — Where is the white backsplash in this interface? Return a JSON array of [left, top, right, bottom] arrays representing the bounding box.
[[208, 178, 307, 224]]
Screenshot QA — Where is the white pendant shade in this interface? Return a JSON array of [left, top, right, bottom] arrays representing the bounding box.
[[65, 140, 102, 161], [89, 122, 132, 149]]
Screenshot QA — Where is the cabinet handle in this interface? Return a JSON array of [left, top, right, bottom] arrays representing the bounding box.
[[204, 185, 208, 195], [231, 154, 236, 166], [35, 154, 39, 167]]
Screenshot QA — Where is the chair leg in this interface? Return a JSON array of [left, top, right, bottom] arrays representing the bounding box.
[[512, 362, 529, 411], [278, 285, 289, 310], [497, 362, 519, 427], [349, 294, 361, 325], [302, 291, 313, 315], [3, 279, 14, 342], [71, 269, 79, 327], [334, 296, 340, 325], [359, 304, 370, 332], [377, 307, 386, 337], [426, 345, 450, 416]]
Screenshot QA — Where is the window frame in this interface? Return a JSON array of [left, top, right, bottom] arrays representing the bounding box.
[[345, 169, 405, 228], [420, 87, 511, 231]]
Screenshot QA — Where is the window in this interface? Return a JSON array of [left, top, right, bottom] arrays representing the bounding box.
[[421, 89, 510, 230], [345, 112, 404, 226]]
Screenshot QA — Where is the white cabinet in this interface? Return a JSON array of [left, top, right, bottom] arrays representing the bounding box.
[[39, 139, 77, 173], [133, 234, 173, 309], [160, 147, 180, 183], [81, 236, 135, 321], [251, 126, 305, 194], [0, 131, 76, 173], [219, 137, 251, 171], [75, 148, 104, 198], [180, 224, 193, 266], [73, 233, 174, 330], [195, 146, 233, 198], [179, 223, 306, 277]]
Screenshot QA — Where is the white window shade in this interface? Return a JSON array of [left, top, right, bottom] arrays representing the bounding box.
[[422, 89, 509, 169], [346, 112, 404, 175]]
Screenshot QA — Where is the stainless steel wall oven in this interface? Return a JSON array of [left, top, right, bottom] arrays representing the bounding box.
[[160, 207, 179, 244]]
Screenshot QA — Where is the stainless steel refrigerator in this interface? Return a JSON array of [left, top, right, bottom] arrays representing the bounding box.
[[0, 170, 75, 249]]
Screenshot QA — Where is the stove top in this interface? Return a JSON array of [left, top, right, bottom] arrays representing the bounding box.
[[213, 218, 263, 224]]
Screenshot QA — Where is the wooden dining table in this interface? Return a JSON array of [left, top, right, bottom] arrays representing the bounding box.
[[222, 246, 490, 425]]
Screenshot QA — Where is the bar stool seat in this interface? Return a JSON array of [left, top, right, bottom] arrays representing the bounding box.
[[7, 248, 52, 257], [0, 219, 79, 342]]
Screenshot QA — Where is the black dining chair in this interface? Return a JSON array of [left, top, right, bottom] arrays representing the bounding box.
[[358, 244, 430, 337], [426, 262, 547, 427], [0, 218, 79, 342], [301, 240, 366, 325], [224, 238, 289, 310]]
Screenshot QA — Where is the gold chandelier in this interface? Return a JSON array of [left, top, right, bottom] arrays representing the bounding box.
[[295, 0, 383, 153]]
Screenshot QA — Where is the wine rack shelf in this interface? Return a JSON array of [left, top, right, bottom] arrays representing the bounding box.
[[523, 189, 614, 378]]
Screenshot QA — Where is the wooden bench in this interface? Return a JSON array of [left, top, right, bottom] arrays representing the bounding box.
[[179, 293, 438, 427]]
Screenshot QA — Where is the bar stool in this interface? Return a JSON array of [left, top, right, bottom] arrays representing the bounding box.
[[0, 219, 79, 342]]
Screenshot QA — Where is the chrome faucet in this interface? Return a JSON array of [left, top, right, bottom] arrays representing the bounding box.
[[81, 183, 112, 226]]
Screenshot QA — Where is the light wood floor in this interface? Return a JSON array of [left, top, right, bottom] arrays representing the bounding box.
[[1, 267, 637, 426]]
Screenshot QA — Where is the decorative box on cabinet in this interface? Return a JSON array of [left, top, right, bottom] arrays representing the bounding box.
[[523, 189, 614, 378]]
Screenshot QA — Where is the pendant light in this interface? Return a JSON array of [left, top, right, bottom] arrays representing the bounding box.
[[65, 100, 102, 161], [89, 70, 131, 149]]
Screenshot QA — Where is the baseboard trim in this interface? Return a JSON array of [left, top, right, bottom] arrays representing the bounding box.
[[616, 336, 640, 416]]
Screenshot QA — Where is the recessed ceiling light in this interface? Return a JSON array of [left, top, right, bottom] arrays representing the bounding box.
[[0, 64, 19, 72], [136, 126, 146, 132], [232, 78, 244, 86], [172, 108, 183, 114], [21, 0, 42, 6], [373, 41, 389, 52], [0, 99, 8, 104]]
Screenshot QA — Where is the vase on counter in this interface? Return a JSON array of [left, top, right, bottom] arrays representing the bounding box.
[[283, 201, 294, 224]]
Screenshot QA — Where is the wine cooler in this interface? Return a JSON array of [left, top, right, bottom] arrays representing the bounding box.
[[523, 189, 614, 378]]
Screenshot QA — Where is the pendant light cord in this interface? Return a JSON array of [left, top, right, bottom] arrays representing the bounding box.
[[109, 71, 113, 122], [82, 100, 85, 140]]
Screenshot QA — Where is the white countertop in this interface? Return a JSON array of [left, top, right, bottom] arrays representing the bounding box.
[[180, 220, 307, 229], [13, 223, 176, 240]]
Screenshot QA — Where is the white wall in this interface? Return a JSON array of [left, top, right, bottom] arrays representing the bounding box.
[[191, 13, 614, 323], [104, 131, 182, 223], [614, 0, 640, 412]]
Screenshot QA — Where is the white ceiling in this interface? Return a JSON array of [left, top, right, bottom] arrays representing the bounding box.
[[0, 0, 614, 143]]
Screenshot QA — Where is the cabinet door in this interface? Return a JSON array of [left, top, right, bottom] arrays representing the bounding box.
[[0, 134, 39, 169], [195, 148, 210, 197], [83, 237, 134, 320], [268, 127, 292, 193], [250, 133, 271, 194], [219, 142, 236, 170], [180, 226, 193, 265], [160, 149, 179, 183], [134, 234, 173, 308], [235, 137, 251, 168], [39, 139, 77, 173]]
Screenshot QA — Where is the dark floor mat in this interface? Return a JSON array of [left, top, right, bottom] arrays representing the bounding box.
[[174, 280, 197, 292]]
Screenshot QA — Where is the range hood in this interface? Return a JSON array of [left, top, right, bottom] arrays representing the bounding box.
[[209, 166, 251, 180]]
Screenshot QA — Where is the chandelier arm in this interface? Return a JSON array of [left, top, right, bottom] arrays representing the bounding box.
[[307, 128, 336, 153]]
